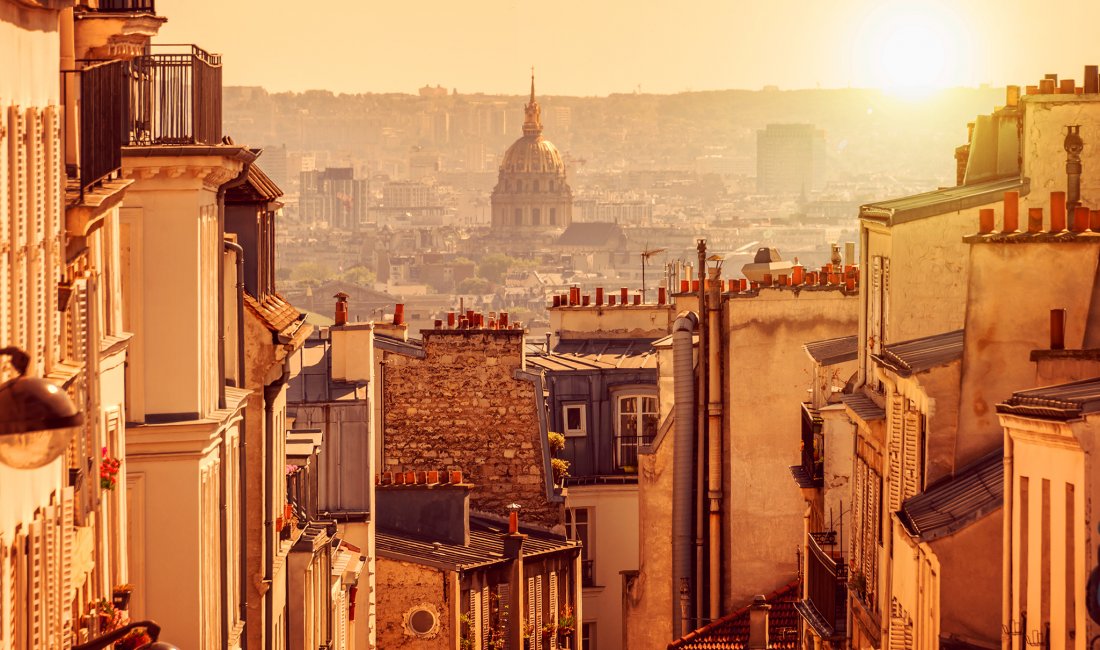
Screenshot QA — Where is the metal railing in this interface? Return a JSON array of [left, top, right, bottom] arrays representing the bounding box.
[[77, 59, 130, 191], [805, 532, 847, 635], [95, 0, 155, 12], [612, 433, 654, 471], [800, 402, 824, 486], [581, 560, 595, 588], [130, 45, 222, 146]]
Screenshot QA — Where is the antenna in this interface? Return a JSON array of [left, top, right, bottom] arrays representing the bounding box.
[[640, 244, 667, 302]]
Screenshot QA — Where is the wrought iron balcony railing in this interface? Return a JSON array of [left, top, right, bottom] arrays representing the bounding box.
[[94, 0, 155, 12], [130, 44, 222, 146], [72, 59, 130, 192], [612, 433, 654, 472], [797, 531, 847, 639], [792, 402, 824, 488]]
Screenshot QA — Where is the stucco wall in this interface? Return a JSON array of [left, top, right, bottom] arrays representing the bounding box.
[[383, 330, 560, 526], [376, 558, 450, 650], [889, 362, 962, 486], [958, 242, 1099, 468], [1021, 96, 1100, 202], [724, 288, 859, 608], [550, 304, 675, 344], [935, 510, 1003, 644]]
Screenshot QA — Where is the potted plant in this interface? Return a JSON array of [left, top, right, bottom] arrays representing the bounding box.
[[547, 431, 566, 454], [112, 584, 134, 610], [541, 620, 558, 644], [115, 626, 154, 650], [100, 447, 121, 491], [557, 604, 576, 648], [91, 598, 122, 633], [550, 458, 570, 486]]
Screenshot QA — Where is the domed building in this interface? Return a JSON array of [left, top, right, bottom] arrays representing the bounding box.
[[491, 74, 572, 230]]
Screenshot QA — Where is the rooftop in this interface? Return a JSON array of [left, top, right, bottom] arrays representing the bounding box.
[[375, 513, 576, 572], [555, 222, 626, 247], [872, 330, 964, 378], [997, 376, 1100, 420], [840, 392, 885, 422], [526, 339, 658, 372], [667, 580, 801, 650], [859, 176, 1028, 226], [898, 450, 1003, 542], [804, 335, 858, 366]]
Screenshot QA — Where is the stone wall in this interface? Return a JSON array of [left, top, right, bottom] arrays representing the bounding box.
[[383, 329, 560, 526], [375, 558, 450, 650]]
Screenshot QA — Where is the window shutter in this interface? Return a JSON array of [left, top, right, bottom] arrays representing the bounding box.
[[887, 395, 905, 514], [469, 589, 481, 650], [13, 532, 26, 648], [8, 106, 27, 348], [862, 465, 875, 589], [851, 460, 864, 567], [61, 487, 74, 648], [548, 573, 558, 650], [29, 517, 44, 648], [881, 258, 891, 345], [535, 574, 543, 650], [0, 103, 10, 347], [902, 410, 922, 501], [527, 578, 535, 648], [43, 105, 61, 369], [0, 535, 6, 644], [481, 586, 489, 650], [27, 107, 46, 366]]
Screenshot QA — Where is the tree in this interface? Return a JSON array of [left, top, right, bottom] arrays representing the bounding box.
[[292, 261, 332, 287], [476, 253, 515, 284], [341, 265, 376, 286], [456, 276, 491, 294]]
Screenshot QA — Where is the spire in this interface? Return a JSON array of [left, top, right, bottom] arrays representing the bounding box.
[[523, 67, 542, 137]]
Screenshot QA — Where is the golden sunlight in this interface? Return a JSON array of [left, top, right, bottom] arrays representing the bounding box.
[[855, 3, 966, 97]]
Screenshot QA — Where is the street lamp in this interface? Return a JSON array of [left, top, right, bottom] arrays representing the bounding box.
[[0, 347, 83, 469], [72, 620, 179, 650]]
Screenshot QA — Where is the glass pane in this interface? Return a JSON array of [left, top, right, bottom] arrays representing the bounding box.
[[642, 396, 658, 415], [642, 414, 658, 438], [619, 396, 637, 413], [566, 406, 582, 430], [620, 415, 637, 437]]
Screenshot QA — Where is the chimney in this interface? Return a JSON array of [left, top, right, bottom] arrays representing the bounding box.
[[375, 471, 471, 545], [1086, 65, 1099, 94], [748, 595, 770, 650], [334, 292, 349, 327], [1006, 85, 1020, 107], [596, 287, 604, 306], [393, 303, 405, 326], [1074, 206, 1090, 233], [979, 208, 995, 234], [1051, 191, 1067, 231], [1028, 207, 1044, 233], [1051, 308, 1066, 350], [658, 287, 667, 304], [1003, 191, 1020, 232]]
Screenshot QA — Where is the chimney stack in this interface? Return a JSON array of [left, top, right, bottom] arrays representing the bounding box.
[[1051, 192, 1067, 231], [1086, 65, 1099, 94], [334, 292, 349, 326], [394, 303, 405, 326], [748, 595, 770, 650], [1003, 191, 1020, 232]]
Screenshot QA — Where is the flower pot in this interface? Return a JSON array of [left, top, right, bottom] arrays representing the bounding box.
[[112, 589, 132, 610]]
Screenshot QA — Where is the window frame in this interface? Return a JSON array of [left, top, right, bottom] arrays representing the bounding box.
[[562, 403, 587, 438]]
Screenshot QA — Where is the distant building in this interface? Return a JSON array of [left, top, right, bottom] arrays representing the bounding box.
[[300, 167, 369, 230], [491, 74, 573, 230], [756, 123, 826, 195]]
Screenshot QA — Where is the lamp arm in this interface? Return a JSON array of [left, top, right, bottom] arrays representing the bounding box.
[[71, 620, 162, 650], [0, 347, 29, 376]]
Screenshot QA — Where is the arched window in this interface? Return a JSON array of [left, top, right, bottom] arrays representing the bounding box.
[[532, 179, 540, 192]]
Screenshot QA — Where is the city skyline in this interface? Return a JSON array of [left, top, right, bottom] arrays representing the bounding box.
[[160, 0, 1100, 96]]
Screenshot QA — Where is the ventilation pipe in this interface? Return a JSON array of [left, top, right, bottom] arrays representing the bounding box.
[[1066, 125, 1084, 214], [706, 262, 723, 622], [672, 310, 699, 638]]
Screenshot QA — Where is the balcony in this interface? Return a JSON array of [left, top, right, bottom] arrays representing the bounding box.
[[94, 0, 155, 12], [129, 45, 222, 146], [790, 402, 824, 488], [612, 433, 653, 473], [795, 531, 847, 640], [68, 59, 130, 193]]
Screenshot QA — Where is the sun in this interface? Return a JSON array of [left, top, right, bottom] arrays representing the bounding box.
[[854, 3, 966, 98]]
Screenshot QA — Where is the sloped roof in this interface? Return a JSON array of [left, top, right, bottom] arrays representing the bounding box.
[[997, 376, 1100, 420], [555, 222, 625, 247], [376, 514, 576, 572], [667, 581, 801, 650], [526, 339, 658, 372], [840, 393, 885, 422], [804, 335, 858, 366], [859, 176, 1028, 226], [245, 293, 307, 338], [897, 449, 1003, 541], [872, 330, 964, 377], [374, 333, 426, 359]]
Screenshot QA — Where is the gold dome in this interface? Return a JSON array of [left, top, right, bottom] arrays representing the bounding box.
[[500, 136, 566, 175]]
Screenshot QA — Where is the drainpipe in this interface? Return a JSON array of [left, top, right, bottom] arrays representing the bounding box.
[[695, 240, 708, 621], [1002, 425, 1014, 634], [264, 361, 291, 650], [224, 240, 249, 647], [672, 310, 699, 637], [706, 263, 723, 622]]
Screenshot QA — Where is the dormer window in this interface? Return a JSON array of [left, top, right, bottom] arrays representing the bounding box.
[[563, 404, 587, 437]]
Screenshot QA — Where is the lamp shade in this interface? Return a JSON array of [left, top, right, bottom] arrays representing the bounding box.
[[0, 374, 83, 469]]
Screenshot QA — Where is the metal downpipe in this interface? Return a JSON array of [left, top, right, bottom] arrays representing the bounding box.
[[672, 311, 699, 638], [706, 266, 723, 622]]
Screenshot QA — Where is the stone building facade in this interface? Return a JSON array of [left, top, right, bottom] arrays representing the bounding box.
[[381, 327, 563, 527]]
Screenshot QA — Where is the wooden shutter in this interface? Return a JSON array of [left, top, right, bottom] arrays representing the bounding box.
[[851, 459, 864, 567], [902, 410, 922, 501], [881, 257, 890, 345], [0, 101, 10, 347], [61, 487, 75, 649], [549, 573, 558, 650], [887, 395, 905, 514], [0, 535, 6, 645], [13, 532, 25, 649], [527, 578, 536, 648], [481, 587, 490, 649], [29, 516, 44, 648], [27, 107, 47, 366], [8, 106, 26, 348], [535, 575, 543, 650], [468, 590, 481, 650], [43, 105, 61, 369]]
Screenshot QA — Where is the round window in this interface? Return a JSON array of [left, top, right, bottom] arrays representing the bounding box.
[[404, 604, 441, 638]]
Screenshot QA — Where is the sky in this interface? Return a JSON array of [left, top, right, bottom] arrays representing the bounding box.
[[159, 0, 1100, 96]]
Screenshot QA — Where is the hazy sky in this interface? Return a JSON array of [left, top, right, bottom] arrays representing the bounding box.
[[159, 0, 1100, 96]]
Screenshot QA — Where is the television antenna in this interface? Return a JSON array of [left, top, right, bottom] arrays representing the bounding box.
[[640, 245, 666, 302]]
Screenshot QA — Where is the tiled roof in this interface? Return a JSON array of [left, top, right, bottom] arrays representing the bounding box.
[[667, 581, 801, 650], [872, 330, 964, 377], [898, 449, 1003, 541], [526, 338, 658, 372], [997, 376, 1100, 420], [840, 393, 885, 422], [375, 513, 577, 572], [245, 293, 306, 337], [804, 335, 858, 366], [555, 222, 626, 247], [860, 176, 1027, 225]]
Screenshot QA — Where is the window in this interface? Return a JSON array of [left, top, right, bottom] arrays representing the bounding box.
[[615, 395, 658, 470], [533, 179, 540, 192], [582, 622, 596, 650], [550, 207, 557, 224], [514, 208, 523, 226], [565, 508, 594, 587], [532, 207, 541, 225], [563, 404, 587, 437]]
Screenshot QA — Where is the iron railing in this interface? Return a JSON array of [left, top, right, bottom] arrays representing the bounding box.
[[95, 0, 155, 12], [581, 560, 595, 588], [130, 45, 222, 146], [612, 433, 653, 471], [77, 59, 130, 191], [804, 532, 847, 635], [800, 402, 824, 486]]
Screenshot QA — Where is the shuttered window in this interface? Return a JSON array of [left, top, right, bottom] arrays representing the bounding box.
[[887, 395, 905, 514], [481, 586, 490, 649], [527, 578, 536, 648], [549, 572, 558, 650]]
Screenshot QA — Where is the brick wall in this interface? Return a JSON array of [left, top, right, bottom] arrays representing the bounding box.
[[383, 329, 561, 526]]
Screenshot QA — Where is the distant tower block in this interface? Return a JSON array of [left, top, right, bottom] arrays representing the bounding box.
[[490, 71, 573, 230]]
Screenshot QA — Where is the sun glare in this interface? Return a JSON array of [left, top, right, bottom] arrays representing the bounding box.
[[855, 3, 965, 98]]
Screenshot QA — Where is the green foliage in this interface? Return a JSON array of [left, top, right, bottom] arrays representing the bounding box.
[[476, 253, 515, 284], [340, 265, 376, 286], [551, 458, 570, 483], [275, 267, 293, 281], [292, 261, 333, 287], [456, 276, 492, 294], [547, 432, 566, 454]]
